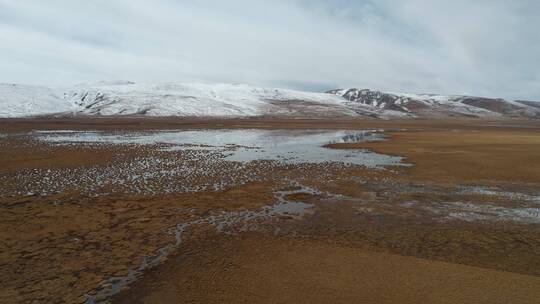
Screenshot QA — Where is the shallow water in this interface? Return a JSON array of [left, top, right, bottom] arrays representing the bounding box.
[[84, 184, 317, 304], [34, 129, 407, 167]]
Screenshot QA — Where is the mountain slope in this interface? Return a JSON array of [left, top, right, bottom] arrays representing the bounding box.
[[64, 82, 351, 117], [0, 84, 76, 117], [0, 82, 538, 119], [327, 88, 540, 119]]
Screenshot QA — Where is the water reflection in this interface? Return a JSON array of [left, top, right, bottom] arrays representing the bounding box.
[[35, 129, 408, 167]]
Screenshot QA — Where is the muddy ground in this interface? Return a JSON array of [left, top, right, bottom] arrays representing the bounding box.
[[1, 118, 540, 303]]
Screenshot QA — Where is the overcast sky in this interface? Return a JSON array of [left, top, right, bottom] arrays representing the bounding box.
[[0, 0, 539, 100]]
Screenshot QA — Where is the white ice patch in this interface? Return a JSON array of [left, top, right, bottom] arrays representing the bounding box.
[[458, 186, 540, 204], [434, 202, 540, 224]]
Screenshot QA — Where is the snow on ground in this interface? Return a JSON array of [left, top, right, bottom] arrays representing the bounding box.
[[0, 82, 351, 118], [0, 84, 76, 117], [386, 91, 457, 103], [64, 82, 347, 117], [1, 81, 538, 118], [330, 88, 540, 118]]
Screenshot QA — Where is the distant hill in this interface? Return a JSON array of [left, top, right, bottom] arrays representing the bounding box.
[[1, 82, 539, 119]]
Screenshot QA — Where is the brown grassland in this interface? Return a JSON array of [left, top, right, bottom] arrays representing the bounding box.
[[1, 117, 540, 304]]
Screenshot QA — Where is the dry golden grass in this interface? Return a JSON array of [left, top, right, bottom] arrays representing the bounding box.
[[329, 129, 540, 185]]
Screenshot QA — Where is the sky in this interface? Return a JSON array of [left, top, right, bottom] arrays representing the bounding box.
[[0, 0, 539, 100]]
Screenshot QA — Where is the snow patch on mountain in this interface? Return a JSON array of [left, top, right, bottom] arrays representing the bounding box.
[[0, 84, 76, 117], [1, 82, 539, 119], [64, 82, 348, 117], [328, 88, 540, 118]]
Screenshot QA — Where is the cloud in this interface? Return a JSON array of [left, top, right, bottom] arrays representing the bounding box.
[[0, 0, 538, 100]]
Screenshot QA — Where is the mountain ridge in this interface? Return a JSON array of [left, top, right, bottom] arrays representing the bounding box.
[[327, 88, 540, 119], [0, 82, 538, 119]]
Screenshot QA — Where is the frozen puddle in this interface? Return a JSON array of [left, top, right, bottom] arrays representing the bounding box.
[[442, 202, 540, 224], [457, 186, 540, 204], [34, 129, 407, 167], [410, 201, 540, 224]]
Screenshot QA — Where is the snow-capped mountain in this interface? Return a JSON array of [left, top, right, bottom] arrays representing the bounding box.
[[327, 88, 540, 119], [64, 82, 349, 117], [0, 82, 538, 119], [0, 84, 77, 118]]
